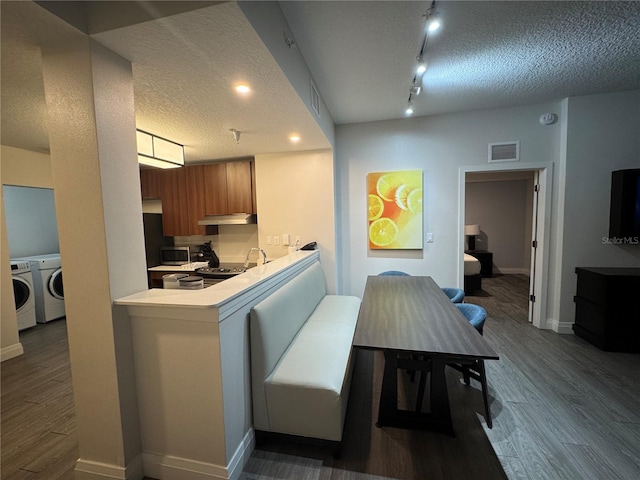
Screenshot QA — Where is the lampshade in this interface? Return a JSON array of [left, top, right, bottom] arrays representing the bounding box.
[[464, 224, 481, 236]]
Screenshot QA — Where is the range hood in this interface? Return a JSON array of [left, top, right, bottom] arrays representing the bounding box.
[[198, 213, 257, 226]]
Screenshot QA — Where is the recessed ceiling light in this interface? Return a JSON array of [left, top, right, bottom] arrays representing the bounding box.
[[235, 84, 251, 94], [289, 135, 301, 143]]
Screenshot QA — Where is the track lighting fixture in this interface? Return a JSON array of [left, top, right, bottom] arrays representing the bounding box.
[[403, 0, 441, 115], [405, 102, 414, 116]]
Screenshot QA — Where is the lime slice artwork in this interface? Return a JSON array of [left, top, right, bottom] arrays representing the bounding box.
[[366, 170, 423, 249]]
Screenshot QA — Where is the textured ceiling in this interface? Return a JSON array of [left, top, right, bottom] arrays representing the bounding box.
[[280, 0, 640, 124], [2, 1, 640, 160]]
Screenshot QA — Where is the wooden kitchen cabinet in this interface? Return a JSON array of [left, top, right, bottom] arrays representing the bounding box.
[[139, 159, 256, 236], [203, 160, 256, 215], [203, 163, 229, 215], [140, 168, 162, 199], [226, 161, 255, 214], [159, 168, 191, 236]]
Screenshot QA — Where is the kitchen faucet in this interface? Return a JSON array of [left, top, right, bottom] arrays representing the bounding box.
[[244, 247, 267, 269]]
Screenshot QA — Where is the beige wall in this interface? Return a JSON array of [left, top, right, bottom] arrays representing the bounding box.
[[255, 149, 337, 292], [1, 145, 53, 360]]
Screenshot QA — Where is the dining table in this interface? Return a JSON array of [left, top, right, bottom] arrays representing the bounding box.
[[353, 275, 499, 435]]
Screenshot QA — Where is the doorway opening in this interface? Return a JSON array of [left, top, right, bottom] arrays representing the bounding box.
[[459, 164, 552, 329]]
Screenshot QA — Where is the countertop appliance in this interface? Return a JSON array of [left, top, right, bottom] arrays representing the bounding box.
[[195, 263, 253, 286], [160, 246, 191, 265]]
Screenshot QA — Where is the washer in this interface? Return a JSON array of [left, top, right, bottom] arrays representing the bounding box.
[[10, 260, 37, 331], [16, 253, 65, 323]]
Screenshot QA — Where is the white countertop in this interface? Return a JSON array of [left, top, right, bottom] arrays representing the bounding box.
[[148, 262, 210, 272], [116, 250, 318, 309]]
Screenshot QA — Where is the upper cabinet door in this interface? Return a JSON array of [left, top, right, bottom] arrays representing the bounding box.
[[160, 168, 191, 236], [226, 161, 254, 214], [140, 168, 162, 199], [203, 163, 229, 215], [185, 165, 207, 236]]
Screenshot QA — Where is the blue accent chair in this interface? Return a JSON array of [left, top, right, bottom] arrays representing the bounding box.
[[442, 287, 465, 304], [378, 270, 410, 276], [456, 303, 486, 334]]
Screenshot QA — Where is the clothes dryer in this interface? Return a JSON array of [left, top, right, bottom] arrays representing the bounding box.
[[17, 254, 65, 323], [10, 260, 37, 330]]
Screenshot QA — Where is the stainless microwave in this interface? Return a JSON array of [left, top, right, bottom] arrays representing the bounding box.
[[160, 246, 191, 265]]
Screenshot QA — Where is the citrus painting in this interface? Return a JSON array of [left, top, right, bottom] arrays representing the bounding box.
[[367, 170, 423, 249]]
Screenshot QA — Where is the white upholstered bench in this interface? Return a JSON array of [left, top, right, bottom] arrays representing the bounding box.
[[249, 262, 361, 456]]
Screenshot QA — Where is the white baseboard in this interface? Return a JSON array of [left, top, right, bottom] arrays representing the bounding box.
[[74, 454, 143, 480], [142, 429, 255, 480], [550, 319, 575, 334], [1, 342, 24, 362]]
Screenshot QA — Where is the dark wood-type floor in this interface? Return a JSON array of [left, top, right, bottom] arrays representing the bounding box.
[[2, 274, 640, 480]]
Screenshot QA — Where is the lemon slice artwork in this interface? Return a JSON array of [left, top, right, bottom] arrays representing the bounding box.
[[368, 194, 384, 221], [407, 188, 423, 213], [376, 174, 403, 202], [369, 217, 399, 247], [367, 170, 423, 249]]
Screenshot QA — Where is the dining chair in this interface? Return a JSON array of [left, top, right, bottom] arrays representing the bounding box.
[[441, 287, 465, 303], [378, 270, 410, 276]]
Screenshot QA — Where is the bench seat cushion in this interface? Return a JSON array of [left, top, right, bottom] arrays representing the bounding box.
[[264, 295, 360, 441]]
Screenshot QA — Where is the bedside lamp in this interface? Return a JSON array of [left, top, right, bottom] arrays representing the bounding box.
[[465, 224, 481, 251]]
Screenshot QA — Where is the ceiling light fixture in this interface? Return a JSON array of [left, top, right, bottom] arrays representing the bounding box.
[[403, 0, 441, 116], [405, 102, 414, 116], [289, 134, 301, 143], [136, 130, 184, 169], [235, 84, 251, 94]]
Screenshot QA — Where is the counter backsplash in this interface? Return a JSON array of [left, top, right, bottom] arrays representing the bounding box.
[[174, 224, 259, 263]]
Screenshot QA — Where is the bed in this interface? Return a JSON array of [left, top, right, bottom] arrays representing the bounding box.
[[464, 253, 482, 295]]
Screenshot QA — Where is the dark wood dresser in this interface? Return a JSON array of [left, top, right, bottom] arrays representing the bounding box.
[[574, 267, 640, 352]]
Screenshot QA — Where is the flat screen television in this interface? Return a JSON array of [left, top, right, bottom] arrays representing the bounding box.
[[609, 168, 640, 239]]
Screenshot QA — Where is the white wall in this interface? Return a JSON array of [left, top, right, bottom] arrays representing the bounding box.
[[255, 149, 337, 292], [336, 101, 561, 302], [4, 185, 60, 257], [557, 90, 640, 330]]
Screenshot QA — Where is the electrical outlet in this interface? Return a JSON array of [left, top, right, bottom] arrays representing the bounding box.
[[427, 233, 434, 243], [274, 236, 280, 245], [266, 236, 272, 245], [295, 235, 301, 245]]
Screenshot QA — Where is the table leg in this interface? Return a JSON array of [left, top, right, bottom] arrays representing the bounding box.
[[376, 351, 455, 436], [376, 350, 398, 427], [430, 357, 454, 436]]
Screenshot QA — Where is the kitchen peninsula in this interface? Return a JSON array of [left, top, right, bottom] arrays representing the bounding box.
[[115, 250, 320, 480]]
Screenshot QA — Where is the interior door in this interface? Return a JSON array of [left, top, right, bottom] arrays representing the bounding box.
[[528, 171, 540, 323]]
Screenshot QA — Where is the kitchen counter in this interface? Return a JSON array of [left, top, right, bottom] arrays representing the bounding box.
[[147, 261, 210, 272], [114, 250, 322, 479], [121, 251, 317, 311]]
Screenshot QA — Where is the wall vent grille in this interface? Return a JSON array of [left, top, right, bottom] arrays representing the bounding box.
[[488, 141, 520, 162]]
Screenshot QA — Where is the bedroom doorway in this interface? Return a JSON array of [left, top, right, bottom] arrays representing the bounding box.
[[460, 165, 551, 328]]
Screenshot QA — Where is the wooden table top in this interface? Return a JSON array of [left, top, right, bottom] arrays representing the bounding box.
[[353, 276, 499, 361]]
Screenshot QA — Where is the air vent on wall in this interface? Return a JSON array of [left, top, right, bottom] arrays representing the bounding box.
[[488, 141, 520, 163], [310, 80, 320, 118]]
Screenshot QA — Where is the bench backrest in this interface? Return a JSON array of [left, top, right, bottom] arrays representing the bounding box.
[[250, 261, 327, 429]]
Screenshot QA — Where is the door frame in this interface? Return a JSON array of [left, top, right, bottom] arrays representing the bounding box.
[[458, 162, 553, 329]]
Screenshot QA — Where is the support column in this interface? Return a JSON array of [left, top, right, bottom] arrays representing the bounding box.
[[41, 32, 147, 479]]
